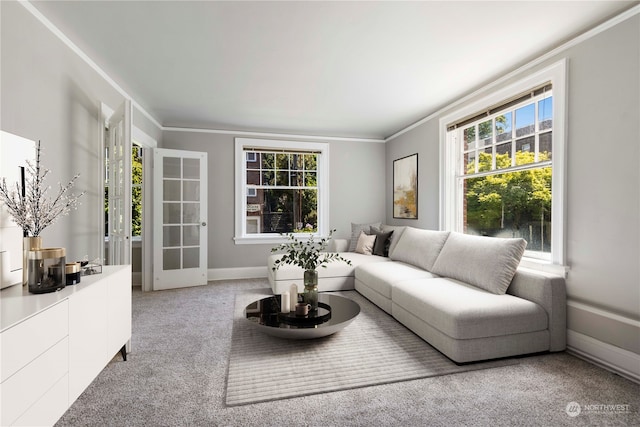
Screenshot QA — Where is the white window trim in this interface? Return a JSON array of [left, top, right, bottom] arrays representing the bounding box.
[[234, 137, 330, 245], [439, 59, 568, 274]]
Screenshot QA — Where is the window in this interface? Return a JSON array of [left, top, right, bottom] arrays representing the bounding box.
[[441, 60, 567, 270], [235, 138, 329, 244], [104, 145, 143, 238]]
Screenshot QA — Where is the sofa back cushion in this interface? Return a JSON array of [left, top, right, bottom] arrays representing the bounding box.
[[389, 227, 450, 271], [431, 232, 527, 295]]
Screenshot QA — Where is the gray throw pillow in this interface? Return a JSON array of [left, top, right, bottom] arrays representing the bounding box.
[[349, 222, 381, 252], [389, 227, 450, 271], [430, 232, 527, 295]]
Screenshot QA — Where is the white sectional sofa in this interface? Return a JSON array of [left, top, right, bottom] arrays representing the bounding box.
[[268, 224, 566, 363]]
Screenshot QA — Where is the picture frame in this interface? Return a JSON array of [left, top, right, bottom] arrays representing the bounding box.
[[393, 153, 418, 219]]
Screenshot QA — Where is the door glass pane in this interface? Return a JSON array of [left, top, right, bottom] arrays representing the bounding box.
[[164, 157, 181, 178], [163, 249, 181, 270], [183, 248, 199, 269], [163, 180, 181, 201], [163, 203, 181, 224], [183, 225, 199, 246], [183, 203, 199, 223], [183, 158, 200, 179], [183, 181, 200, 201], [163, 225, 181, 247]]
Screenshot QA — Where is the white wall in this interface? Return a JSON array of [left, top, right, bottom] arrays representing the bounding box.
[[385, 12, 640, 374], [162, 131, 386, 270]]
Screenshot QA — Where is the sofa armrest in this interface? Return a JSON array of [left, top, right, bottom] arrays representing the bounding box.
[[507, 268, 567, 351], [327, 238, 349, 252]]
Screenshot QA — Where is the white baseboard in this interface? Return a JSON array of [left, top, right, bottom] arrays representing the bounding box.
[[207, 266, 268, 282], [567, 330, 640, 384]]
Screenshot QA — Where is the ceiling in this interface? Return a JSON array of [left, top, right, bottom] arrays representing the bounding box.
[[30, 1, 637, 140]]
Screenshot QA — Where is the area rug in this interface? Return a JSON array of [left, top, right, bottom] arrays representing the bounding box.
[[226, 288, 517, 406]]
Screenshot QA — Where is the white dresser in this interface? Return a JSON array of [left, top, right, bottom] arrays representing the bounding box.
[[0, 265, 132, 426]]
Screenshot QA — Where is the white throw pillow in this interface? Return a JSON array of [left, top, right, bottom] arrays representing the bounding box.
[[349, 222, 381, 252], [430, 232, 527, 295], [389, 227, 450, 271], [354, 231, 376, 255]]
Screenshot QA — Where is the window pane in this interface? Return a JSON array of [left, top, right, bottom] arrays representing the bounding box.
[[276, 153, 290, 170], [276, 170, 289, 186], [290, 171, 303, 186], [495, 112, 512, 143], [515, 136, 535, 165], [246, 170, 260, 185], [304, 171, 317, 187], [246, 151, 258, 168], [183, 248, 199, 269], [183, 158, 199, 179], [304, 154, 317, 171], [515, 103, 535, 137], [163, 180, 181, 201], [478, 150, 492, 172], [262, 170, 274, 186], [163, 226, 181, 247], [464, 126, 476, 150], [256, 188, 318, 233], [163, 203, 181, 224], [183, 225, 199, 246], [183, 203, 199, 223], [478, 119, 492, 147], [261, 153, 274, 169], [163, 249, 180, 270], [183, 181, 200, 201], [540, 132, 553, 159], [163, 157, 181, 178], [464, 150, 477, 175], [291, 154, 304, 170], [495, 143, 512, 169], [538, 96, 553, 130], [464, 166, 552, 254]]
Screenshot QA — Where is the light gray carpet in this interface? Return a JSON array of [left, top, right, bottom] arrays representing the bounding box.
[[227, 289, 516, 406], [56, 279, 640, 426]]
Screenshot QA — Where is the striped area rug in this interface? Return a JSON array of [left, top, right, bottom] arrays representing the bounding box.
[[226, 289, 516, 406]]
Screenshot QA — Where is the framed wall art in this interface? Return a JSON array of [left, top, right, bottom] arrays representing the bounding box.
[[393, 153, 418, 219]]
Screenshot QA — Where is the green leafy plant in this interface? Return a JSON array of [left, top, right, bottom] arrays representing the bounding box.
[[271, 229, 351, 271]]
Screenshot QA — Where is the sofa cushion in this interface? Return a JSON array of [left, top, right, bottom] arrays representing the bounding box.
[[355, 231, 376, 255], [371, 230, 394, 257], [355, 261, 437, 299], [349, 222, 381, 252], [389, 227, 449, 271], [431, 232, 526, 295], [380, 224, 406, 255], [392, 277, 548, 340]]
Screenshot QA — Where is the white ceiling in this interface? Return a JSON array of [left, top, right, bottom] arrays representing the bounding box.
[[30, 1, 636, 140]]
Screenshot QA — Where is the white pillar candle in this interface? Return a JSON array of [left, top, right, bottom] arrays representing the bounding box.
[[289, 284, 298, 310], [281, 292, 290, 313]]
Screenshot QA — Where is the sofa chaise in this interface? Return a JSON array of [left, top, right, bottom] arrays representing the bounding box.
[[267, 224, 566, 363]]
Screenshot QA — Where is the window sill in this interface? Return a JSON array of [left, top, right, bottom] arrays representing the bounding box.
[[234, 233, 323, 245], [519, 257, 570, 278]]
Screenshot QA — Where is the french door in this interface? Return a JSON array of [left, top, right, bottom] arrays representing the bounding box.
[[106, 100, 132, 265], [153, 148, 208, 290]]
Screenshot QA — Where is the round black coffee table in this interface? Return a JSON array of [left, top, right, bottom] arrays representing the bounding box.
[[244, 293, 360, 339]]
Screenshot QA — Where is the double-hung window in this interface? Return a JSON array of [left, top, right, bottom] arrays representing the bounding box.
[[441, 60, 567, 272], [234, 138, 329, 244]]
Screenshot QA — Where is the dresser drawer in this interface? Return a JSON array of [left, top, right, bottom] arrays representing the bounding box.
[[0, 336, 69, 426], [12, 373, 69, 427], [1, 300, 69, 382]]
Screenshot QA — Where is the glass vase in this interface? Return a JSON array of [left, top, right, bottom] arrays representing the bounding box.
[[23, 236, 42, 286], [303, 269, 318, 312]]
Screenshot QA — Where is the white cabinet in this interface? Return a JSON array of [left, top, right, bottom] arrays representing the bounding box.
[[0, 265, 131, 426]]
